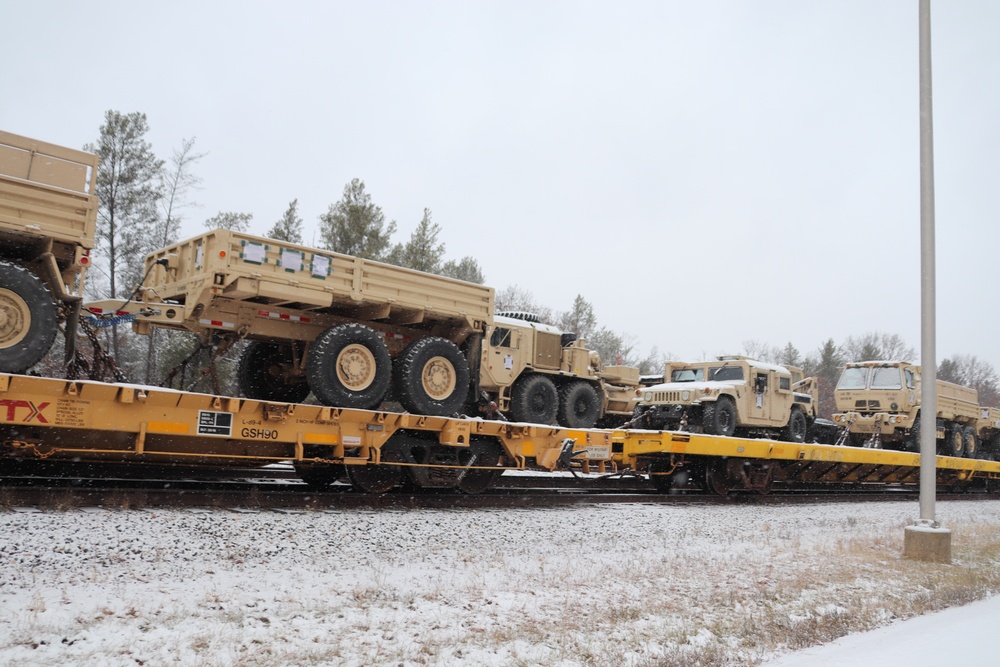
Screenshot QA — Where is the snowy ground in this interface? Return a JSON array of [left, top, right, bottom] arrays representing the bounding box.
[[1, 499, 999, 667]]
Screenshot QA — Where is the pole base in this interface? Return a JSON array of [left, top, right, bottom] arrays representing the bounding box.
[[903, 524, 952, 563]]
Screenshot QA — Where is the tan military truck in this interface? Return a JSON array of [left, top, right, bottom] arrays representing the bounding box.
[[87, 229, 639, 426], [482, 312, 640, 427], [0, 130, 98, 373], [630, 355, 827, 442], [831, 360, 985, 457]]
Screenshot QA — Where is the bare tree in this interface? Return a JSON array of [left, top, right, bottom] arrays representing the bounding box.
[[145, 138, 205, 383], [205, 211, 253, 232], [939, 354, 1000, 407]]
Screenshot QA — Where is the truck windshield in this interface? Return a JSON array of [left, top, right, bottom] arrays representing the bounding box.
[[670, 369, 704, 382], [871, 366, 903, 389], [836, 367, 869, 390], [709, 366, 744, 382]]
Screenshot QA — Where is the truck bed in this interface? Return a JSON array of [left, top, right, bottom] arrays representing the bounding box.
[[0, 130, 97, 251], [144, 229, 494, 332]]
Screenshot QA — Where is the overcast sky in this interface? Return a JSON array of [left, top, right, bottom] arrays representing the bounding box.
[[3, 1, 999, 373]]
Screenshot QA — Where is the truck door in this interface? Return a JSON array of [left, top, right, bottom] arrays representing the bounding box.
[[481, 324, 521, 388], [748, 370, 772, 423]]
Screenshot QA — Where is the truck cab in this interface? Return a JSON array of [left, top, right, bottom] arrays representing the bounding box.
[[831, 360, 979, 454], [479, 312, 639, 428]]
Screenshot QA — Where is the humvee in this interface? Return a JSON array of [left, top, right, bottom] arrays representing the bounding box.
[[631, 355, 826, 442]]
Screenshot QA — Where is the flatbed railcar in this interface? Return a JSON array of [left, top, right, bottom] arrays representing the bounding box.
[[2, 372, 999, 496]]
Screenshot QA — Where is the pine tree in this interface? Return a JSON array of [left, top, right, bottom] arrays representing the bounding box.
[[440, 257, 486, 284], [318, 179, 396, 260], [395, 208, 445, 273], [85, 110, 164, 300], [267, 199, 303, 243], [558, 295, 597, 341]]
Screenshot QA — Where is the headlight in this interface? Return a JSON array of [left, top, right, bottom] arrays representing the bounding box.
[[681, 390, 690, 401], [643, 391, 653, 402]]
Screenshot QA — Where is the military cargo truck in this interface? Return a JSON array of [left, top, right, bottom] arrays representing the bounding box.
[[631, 355, 827, 442], [831, 360, 991, 457], [0, 130, 98, 373], [87, 229, 639, 426]]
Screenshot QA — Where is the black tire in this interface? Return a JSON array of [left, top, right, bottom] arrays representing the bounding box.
[[307, 323, 391, 409], [703, 396, 737, 437], [509, 374, 559, 425], [393, 337, 470, 416], [237, 341, 310, 403], [557, 381, 601, 428], [941, 423, 964, 457], [962, 425, 979, 459], [783, 409, 808, 443], [0, 261, 58, 374], [905, 417, 921, 453]]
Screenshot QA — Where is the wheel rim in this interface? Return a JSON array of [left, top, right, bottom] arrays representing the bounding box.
[[336, 343, 377, 391], [421, 355, 457, 401], [950, 430, 963, 455], [718, 404, 734, 434], [0, 287, 31, 348]]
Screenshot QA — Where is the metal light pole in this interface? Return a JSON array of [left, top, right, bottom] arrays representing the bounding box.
[[905, 0, 951, 562]]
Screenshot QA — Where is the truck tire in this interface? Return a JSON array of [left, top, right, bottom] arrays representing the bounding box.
[[0, 261, 58, 374], [782, 409, 808, 443], [307, 323, 391, 410], [942, 423, 964, 457], [238, 341, 310, 403], [558, 381, 601, 428], [962, 426, 979, 459], [509, 374, 558, 425], [905, 418, 921, 453], [393, 337, 470, 416], [703, 396, 737, 437]]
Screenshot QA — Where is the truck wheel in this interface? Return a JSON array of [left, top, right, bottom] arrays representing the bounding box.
[[783, 409, 808, 443], [703, 396, 737, 437], [393, 337, 470, 416], [962, 426, 979, 459], [0, 261, 58, 374], [509, 374, 558, 425], [905, 418, 921, 453], [307, 323, 391, 409], [941, 424, 965, 457], [558, 381, 601, 428], [238, 341, 310, 403]]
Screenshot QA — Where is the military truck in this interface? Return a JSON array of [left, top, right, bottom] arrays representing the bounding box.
[[86, 229, 639, 426], [0, 130, 98, 373], [482, 312, 640, 427], [630, 355, 827, 442], [831, 360, 994, 458]]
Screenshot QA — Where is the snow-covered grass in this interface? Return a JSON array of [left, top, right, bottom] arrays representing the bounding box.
[[1, 500, 999, 667]]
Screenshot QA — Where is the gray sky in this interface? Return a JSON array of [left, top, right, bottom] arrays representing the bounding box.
[[3, 1, 999, 372]]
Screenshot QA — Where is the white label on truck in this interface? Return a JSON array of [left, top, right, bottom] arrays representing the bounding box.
[[197, 411, 233, 437], [504, 354, 513, 370], [195, 243, 204, 270], [280, 248, 303, 272], [311, 254, 331, 277], [243, 242, 267, 264]]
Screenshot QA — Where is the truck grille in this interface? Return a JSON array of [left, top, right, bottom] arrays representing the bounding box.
[[649, 391, 684, 403], [855, 400, 881, 410]]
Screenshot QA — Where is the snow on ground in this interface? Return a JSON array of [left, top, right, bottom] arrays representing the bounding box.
[[1, 499, 999, 667]]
